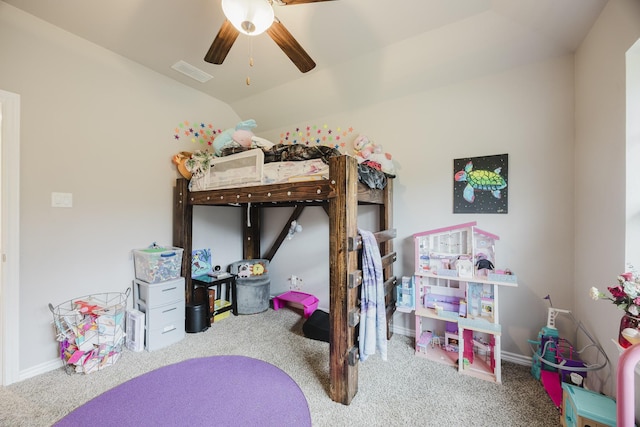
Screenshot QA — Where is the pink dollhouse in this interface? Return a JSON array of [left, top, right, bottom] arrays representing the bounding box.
[[411, 222, 517, 383]]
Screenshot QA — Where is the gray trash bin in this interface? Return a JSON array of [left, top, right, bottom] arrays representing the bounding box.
[[229, 259, 270, 314]]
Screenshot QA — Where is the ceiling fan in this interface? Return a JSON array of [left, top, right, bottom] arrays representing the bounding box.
[[204, 0, 334, 73]]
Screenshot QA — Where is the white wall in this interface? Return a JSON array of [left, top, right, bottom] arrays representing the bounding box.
[[3, 3, 638, 407], [257, 55, 576, 359], [4, 1, 578, 373], [0, 4, 241, 374], [574, 0, 640, 415]]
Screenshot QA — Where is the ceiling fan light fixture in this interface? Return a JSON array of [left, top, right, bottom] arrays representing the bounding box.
[[221, 0, 274, 36]]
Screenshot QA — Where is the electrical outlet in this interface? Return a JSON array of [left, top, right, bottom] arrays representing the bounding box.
[[51, 192, 72, 208]]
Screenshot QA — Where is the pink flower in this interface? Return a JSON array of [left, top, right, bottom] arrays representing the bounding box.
[[592, 266, 640, 315], [621, 272, 634, 281], [608, 285, 627, 299]]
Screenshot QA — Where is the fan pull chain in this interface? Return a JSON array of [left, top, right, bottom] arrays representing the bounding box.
[[246, 37, 254, 86]]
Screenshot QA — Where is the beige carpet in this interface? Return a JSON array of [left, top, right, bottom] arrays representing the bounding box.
[[1, 307, 561, 426]]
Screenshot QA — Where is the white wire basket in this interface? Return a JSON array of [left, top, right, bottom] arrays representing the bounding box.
[[49, 289, 130, 374]]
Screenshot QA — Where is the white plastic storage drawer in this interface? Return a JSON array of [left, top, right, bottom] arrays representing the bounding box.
[[134, 278, 184, 308], [141, 301, 185, 331], [146, 323, 185, 352]]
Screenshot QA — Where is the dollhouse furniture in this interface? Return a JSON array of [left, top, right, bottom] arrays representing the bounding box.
[[411, 222, 518, 383], [561, 383, 616, 427], [173, 154, 396, 405], [395, 276, 415, 313]]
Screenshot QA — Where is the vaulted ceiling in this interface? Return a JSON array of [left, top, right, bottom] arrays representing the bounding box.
[[4, 0, 607, 127]]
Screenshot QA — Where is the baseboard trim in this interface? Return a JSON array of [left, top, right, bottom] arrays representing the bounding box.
[[19, 358, 62, 382], [501, 351, 532, 366], [391, 324, 414, 337], [19, 330, 531, 383]]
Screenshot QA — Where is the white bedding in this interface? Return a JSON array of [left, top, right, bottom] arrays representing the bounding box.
[[189, 150, 329, 192]]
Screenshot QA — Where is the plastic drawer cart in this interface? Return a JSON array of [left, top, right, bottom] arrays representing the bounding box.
[[133, 277, 185, 351]]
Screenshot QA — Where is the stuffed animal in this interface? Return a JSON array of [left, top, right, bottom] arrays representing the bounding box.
[[366, 145, 395, 176], [352, 134, 395, 176], [352, 134, 375, 163], [237, 263, 252, 278], [172, 151, 193, 179], [212, 119, 258, 156], [252, 262, 267, 275], [287, 220, 303, 240]]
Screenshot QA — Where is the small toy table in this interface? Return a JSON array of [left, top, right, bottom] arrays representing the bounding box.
[[561, 383, 616, 427], [273, 291, 319, 318]]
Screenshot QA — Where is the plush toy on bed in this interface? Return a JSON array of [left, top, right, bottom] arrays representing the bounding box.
[[172, 151, 193, 179], [212, 119, 257, 156], [353, 134, 376, 162], [352, 134, 396, 176]]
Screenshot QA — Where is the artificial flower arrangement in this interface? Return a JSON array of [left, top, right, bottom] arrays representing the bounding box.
[[589, 265, 640, 316], [590, 265, 640, 348]]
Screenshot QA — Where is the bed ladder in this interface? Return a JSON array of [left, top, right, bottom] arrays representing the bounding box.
[[329, 155, 396, 405]]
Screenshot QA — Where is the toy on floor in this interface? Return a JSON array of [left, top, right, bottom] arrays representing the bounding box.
[[528, 300, 608, 408], [273, 275, 319, 319], [303, 309, 330, 342]]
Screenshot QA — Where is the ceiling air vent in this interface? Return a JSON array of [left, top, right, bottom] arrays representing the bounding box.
[[171, 60, 213, 83]]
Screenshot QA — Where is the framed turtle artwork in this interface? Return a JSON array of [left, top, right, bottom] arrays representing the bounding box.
[[453, 153, 508, 214]]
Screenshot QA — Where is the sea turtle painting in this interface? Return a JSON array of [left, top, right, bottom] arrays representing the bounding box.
[[454, 161, 507, 203]]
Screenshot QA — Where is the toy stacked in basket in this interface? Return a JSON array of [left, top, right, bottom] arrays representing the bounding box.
[[49, 290, 129, 374], [272, 276, 318, 319]]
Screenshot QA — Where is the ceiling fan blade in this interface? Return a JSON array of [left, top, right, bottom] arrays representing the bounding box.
[[266, 19, 316, 73], [204, 19, 240, 64], [277, 0, 336, 5]]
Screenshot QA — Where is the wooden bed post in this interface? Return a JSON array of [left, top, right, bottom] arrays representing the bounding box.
[[329, 155, 359, 405], [242, 204, 261, 259], [381, 178, 396, 339], [173, 178, 193, 303]]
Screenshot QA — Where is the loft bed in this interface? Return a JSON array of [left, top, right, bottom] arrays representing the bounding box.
[[173, 153, 396, 405]]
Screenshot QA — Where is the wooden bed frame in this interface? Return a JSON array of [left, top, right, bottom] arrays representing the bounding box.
[[173, 155, 396, 405]]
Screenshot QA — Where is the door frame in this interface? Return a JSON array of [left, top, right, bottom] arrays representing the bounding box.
[[1, 89, 21, 385]]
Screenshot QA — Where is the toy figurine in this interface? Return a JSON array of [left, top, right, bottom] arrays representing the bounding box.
[[475, 253, 494, 275]]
